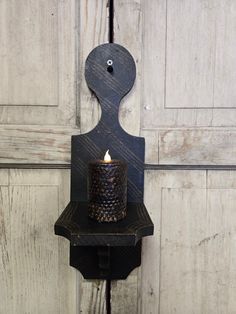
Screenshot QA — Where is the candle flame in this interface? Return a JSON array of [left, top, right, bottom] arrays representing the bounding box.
[[104, 150, 111, 162]]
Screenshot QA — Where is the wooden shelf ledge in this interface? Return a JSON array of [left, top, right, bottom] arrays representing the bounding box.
[[54, 201, 154, 247]]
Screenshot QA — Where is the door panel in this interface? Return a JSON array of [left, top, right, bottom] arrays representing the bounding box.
[[0, 0, 109, 164], [165, 1, 236, 109], [0, 169, 76, 314], [0, 1, 59, 107], [0, 0, 77, 125], [142, 0, 236, 128], [141, 170, 236, 314]]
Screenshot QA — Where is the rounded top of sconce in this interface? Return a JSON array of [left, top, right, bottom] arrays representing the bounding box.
[[85, 43, 136, 101]]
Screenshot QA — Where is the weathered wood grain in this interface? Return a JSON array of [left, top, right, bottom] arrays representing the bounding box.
[[0, 176, 12, 313], [0, 169, 76, 314], [141, 129, 159, 164], [141, 0, 166, 129], [200, 187, 236, 313], [77, 1, 109, 312], [141, 170, 206, 313], [2, 0, 236, 166], [114, 0, 142, 136], [0, 0, 58, 106], [111, 269, 139, 314], [2, 126, 236, 166], [165, 0, 215, 108], [159, 129, 236, 165], [166, 0, 236, 109], [161, 175, 236, 313], [0, 0, 79, 164], [108, 1, 144, 312], [78, 0, 108, 133], [79, 279, 106, 313], [214, 1, 236, 108], [0, 0, 77, 126], [143, 170, 236, 314], [0, 125, 79, 164], [143, 128, 236, 166], [161, 188, 207, 313], [142, 0, 236, 128], [0, 169, 9, 185], [207, 170, 236, 189]]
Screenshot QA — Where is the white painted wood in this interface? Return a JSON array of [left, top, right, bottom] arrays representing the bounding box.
[[77, 1, 109, 313], [0, 169, 76, 314], [79, 279, 106, 313], [2, 125, 236, 166], [0, 178, 12, 313], [207, 170, 236, 189], [0, 125, 79, 164], [214, 1, 236, 108], [0, 0, 79, 164], [2, 0, 236, 165], [142, 170, 236, 314], [114, 0, 142, 136], [105, 1, 144, 312], [142, 0, 236, 128], [141, 128, 236, 165], [0, 0, 77, 126], [165, 0, 215, 108], [141, 170, 206, 313], [0, 169, 9, 185], [166, 0, 236, 109], [9, 168, 69, 186], [201, 187, 236, 313], [0, 0, 59, 106], [111, 269, 139, 314], [141, 0, 166, 128], [142, 174, 161, 313], [141, 129, 159, 164], [160, 188, 208, 313], [79, 0, 108, 134], [159, 128, 236, 165]]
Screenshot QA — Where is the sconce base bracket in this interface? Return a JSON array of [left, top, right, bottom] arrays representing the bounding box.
[[70, 242, 141, 280], [54, 201, 153, 279]]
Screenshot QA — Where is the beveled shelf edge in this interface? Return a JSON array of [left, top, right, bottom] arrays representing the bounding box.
[[54, 201, 154, 247], [55, 226, 154, 247]]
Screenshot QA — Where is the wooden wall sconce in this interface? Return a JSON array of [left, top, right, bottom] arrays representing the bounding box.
[[54, 43, 154, 280]]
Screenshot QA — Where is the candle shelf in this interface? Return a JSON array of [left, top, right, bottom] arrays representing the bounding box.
[[55, 201, 153, 279], [54, 43, 154, 280]]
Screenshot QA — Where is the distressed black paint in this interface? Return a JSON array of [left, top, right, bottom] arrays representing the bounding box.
[[54, 43, 154, 279], [71, 44, 144, 203]]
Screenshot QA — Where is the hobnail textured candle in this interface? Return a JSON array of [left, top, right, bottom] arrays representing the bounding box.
[[88, 159, 127, 222]]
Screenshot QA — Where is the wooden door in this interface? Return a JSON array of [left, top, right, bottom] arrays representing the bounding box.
[[1, 1, 236, 313], [0, 0, 78, 313], [113, 1, 236, 313]]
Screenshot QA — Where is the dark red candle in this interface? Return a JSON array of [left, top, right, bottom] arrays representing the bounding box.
[[88, 150, 127, 222]]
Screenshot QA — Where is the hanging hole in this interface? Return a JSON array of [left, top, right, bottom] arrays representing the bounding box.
[[107, 65, 113, 73]]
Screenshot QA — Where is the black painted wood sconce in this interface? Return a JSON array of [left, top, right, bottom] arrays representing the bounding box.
[[54, 43, 154, 280]]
